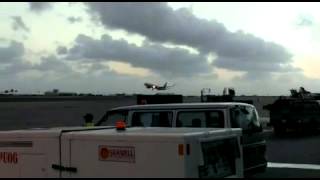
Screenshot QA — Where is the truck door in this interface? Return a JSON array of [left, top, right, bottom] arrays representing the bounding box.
[[57, 127, 116, 178], [19, 154, 47, 177], [230, 106, 267, 174], [96, 110, 128, 126], [198, 136, 243, 178], [60, 138, 97, 178]]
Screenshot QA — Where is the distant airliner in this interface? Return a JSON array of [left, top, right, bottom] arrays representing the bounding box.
[[144, 82, 175, 91]]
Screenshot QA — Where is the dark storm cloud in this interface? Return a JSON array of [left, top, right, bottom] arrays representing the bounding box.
[[0, 41, 24, 63], [67, 16, 83, 24], [0, 61, 32, 76], [0, 41, 32, 76], [56, 46, 68, 55], [85, 2, 296, 77], [0, 40, 73, 77], [66, 34, 212, 77], [34, 55, 71, 73], [29, 2, 53, 12], [12, 16, 30, 32]]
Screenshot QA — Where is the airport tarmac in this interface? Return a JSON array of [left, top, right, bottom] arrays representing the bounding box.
[[0, 98, 136, 130], [249, 130, 320, 178]]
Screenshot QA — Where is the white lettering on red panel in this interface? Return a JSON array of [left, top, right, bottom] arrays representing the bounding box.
[[99, 146, 135, 163]]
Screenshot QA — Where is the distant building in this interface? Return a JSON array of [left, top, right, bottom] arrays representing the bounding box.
[[58, 92, 78, 96], [44, 89, 77, 96], [44, 89, 59, 96]]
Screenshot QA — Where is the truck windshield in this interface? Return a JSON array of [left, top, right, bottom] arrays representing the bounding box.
[[230, 106, 262, 133], [99, 110, 128, 126]]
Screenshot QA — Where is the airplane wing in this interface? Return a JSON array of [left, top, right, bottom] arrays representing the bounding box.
[[166, 83, 176, 89], [157, 83, 175, 90], [145, 82, 175, 91]]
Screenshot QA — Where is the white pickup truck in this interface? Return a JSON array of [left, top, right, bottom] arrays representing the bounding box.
[[96, 102, 267, 175], [0, 126, 243, 178]]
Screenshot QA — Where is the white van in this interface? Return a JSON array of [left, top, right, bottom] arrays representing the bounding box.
[[96, 102, 267, 175]]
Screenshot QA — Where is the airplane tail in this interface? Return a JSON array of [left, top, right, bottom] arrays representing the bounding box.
[[166, 83, 175, 89], [163, 82, 168, 88]]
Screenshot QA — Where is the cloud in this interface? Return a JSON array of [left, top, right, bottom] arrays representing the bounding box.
[[65, 34, 213, 78], [0, 40, 209, 95], [296, 15, 315, 27], [85, 2, 296, 79], [56, 46, 68, 55], [33, 55, 71, 73], [0, 61, 32, 76], [87, 62, 111, 73], [67, 16, 83, 24], [11, 16, 30, 32], [29, 2, 53, 13], [0, 38, 7, 42], [0, 54, 79, 88], [0, 40, 317, 96], [238, 69, 320, 95], [0, 41, 33, 77], [0, 40, 73, 77], [0, 41, 25, 63]]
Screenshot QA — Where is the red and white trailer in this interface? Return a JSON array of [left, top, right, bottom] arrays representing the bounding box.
[[0, 126, 243, 178]]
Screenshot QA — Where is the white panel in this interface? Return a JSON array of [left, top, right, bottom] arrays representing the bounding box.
[[19, 154, 47, 178]]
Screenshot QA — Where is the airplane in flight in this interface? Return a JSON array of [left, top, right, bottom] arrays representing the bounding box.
[[144, 82, 175, 91]]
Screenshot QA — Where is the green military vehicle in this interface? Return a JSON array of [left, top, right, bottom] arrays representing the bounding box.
[[264, 87, 320, 135]]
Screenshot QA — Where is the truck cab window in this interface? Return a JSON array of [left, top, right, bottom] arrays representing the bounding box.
[[177, 111, 224, 128], [132, 112, 173, 127], [230, 106, 261, 132], [99, 110, 128, 126]]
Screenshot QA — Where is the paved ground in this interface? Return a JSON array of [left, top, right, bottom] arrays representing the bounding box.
[[0, 98, 136, 130], [249, 130, 320, 178], [251, 167, 320, 178]]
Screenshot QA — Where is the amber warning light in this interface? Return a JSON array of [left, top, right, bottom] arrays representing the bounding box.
[[116, 120, 126, 131]]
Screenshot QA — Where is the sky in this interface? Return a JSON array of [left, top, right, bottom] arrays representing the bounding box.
[[1, 2, 320, 96]]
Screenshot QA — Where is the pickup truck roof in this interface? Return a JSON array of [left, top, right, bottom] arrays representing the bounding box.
[[109, 102, 253, 111]]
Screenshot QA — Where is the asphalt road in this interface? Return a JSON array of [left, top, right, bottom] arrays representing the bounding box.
[[0, 99, 136, 130], [249, 130, 320, 178]]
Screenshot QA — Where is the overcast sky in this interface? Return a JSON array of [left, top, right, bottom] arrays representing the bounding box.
[[1, 2, 320, 95]]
